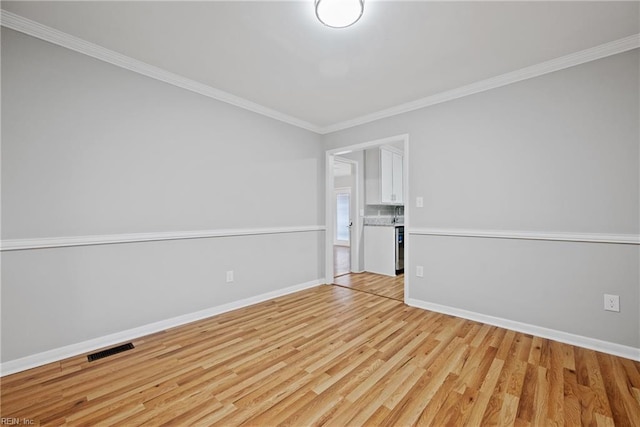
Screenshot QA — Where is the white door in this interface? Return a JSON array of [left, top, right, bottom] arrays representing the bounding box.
[[334, 188, 351, 246]]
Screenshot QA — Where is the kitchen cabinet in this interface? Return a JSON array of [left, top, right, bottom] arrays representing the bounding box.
[[364, 225, 397, 276], [366, 146, 404, 205]]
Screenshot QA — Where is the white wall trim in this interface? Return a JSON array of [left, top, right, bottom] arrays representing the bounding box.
[[409, 228, 640, 245], [0, 279, 325, 376], [2, 10, 637, 136], [407, 298, 640, 362], [0, 226, 326, 251], [0, 10, 322, 134], [323, 34, 640, 134]]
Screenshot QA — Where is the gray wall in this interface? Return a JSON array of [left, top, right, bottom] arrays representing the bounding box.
[[2, 24, 638, 365], [1, 28, 325, 362], [2, 233, 322, 361], [325, 49, 640, 348], [1, 28, 324, 238]]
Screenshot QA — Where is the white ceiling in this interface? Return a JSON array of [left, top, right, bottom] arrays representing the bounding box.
[[3, 1, 639, 131]]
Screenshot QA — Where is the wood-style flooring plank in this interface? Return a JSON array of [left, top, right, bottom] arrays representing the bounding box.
[[1, 282, 639, 426]]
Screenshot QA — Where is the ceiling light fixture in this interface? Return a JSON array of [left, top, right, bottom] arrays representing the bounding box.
[[315, 0, 364, 29]]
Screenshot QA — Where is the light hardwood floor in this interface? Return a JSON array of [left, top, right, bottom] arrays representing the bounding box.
[[333, 272, 404, 301], [1, 285, 639, 426]]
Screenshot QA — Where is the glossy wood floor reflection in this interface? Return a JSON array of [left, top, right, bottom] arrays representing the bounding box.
[[2, 285, 639, 426], [334, 272, 404, 301]]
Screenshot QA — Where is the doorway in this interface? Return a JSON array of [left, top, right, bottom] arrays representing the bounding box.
[[325, 134, 410, 303], [332, 156, 355, 277], [334, 187, 351, 276]]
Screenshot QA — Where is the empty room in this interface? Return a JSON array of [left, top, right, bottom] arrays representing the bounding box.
[[1, 1, 639, 425]]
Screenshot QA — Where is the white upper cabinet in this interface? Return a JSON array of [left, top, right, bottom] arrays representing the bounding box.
[[380, 148, 394, 203], [391, 149, 403, 204], [366, 146, 404, 205]]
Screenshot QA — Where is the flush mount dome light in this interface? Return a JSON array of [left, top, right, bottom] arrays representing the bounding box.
[[315, 0, 364, 28]]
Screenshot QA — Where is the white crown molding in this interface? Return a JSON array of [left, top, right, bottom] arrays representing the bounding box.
[[0, 278, 325, 376], [321, 34, 640, 134], [0, 225, 326, 251], [1, 10, 638, 135], [407, 298, 640, 362], [0, 10, 323, 134], [409, 227, 640, 245]]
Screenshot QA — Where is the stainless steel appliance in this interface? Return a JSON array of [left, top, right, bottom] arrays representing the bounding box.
[[395, 226, 404, 274]]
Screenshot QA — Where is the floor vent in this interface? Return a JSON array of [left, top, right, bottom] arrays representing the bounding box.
[[87, 343, 134, 362]]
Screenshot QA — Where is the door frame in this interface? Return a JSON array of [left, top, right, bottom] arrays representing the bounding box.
[[325, 134, 410, 302]]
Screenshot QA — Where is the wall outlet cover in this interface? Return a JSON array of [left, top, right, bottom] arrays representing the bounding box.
[[416, 266, 424, 277], [226, 271, 234, 283], [603, 294, 620, 312]]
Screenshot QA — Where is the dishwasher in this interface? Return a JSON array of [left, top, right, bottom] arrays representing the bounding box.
[[395, 226, 404, 275]]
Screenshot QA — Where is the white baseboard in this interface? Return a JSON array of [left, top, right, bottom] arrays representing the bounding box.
[[407, 298, 640, 362], [0, 279, 324, 376], [5, 284, 637, 376]]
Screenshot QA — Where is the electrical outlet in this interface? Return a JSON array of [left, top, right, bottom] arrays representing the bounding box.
[[416, 197, 424, 208], [604, 294, 619, 312], [416, 266, 424, 277], [226, 271, 234, 283]]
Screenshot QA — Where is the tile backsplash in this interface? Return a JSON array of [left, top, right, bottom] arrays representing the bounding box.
[[364, 205, 404, 217]]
